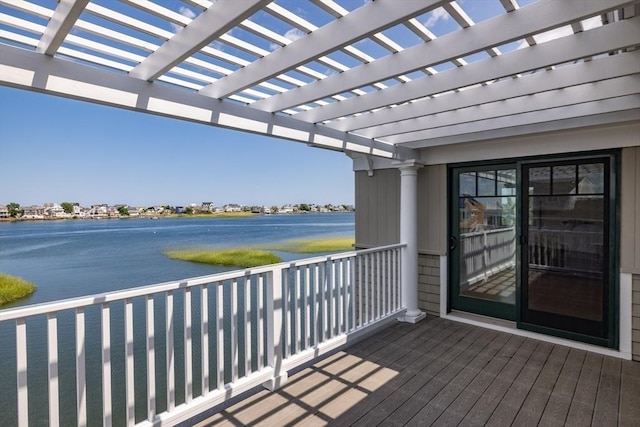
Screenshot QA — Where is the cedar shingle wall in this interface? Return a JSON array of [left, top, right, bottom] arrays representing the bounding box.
[[418, 253, 440, 317]]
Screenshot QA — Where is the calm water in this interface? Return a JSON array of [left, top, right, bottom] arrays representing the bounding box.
[[0, 213, 354, 426], [0, 213, 354, 307]]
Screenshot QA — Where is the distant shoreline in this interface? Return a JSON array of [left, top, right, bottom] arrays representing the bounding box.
[[0, 211, 353, 222]]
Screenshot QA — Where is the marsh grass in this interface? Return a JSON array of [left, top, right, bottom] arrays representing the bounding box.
[[0, 274, 37, 306], [165, 248, 282, 268], [267, 237, 355, 253]]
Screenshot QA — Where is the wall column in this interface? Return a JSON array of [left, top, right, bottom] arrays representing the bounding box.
[[395, 160, 426, 323]]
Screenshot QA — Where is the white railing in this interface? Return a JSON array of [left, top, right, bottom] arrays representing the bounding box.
[[0, 244, 404, 427], [460, 227, 516, 285], [528, 229, 603, 274]]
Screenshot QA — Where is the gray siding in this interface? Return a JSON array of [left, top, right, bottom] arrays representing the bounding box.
[[633, 275, 640, 362], [355, 169, 400, 248], [418, 164, 447, 255], [355, 165, 447, 254], [621, 146, 640, 275]]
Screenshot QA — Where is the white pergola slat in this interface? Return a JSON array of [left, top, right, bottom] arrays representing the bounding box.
[[250, 0, 629, 114], [402, 96, 640, 147], [0, 44, 406, 159], [294, 16, 640, 123], [382, 76, 640, 144], [347, 52, 640, 136], [36, 0, 90, 56], [0, 0, 637, 162], [197, 0, 442, 99], [129, 0, 269, 81]]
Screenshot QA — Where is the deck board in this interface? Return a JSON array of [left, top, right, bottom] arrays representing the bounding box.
[[192, 318, 638, 427]]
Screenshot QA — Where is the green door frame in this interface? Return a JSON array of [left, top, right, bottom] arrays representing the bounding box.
[[447, 150, 619, 349]]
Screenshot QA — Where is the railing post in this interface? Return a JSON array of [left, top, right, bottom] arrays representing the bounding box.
[[263, 265, 288, 390]]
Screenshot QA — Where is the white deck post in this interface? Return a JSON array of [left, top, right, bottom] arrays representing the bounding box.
[[395, 160, 426, 323]]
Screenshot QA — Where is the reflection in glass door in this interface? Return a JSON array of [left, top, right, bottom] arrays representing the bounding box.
[[451, 166, 517, 320], [522, 159, 611, 341]]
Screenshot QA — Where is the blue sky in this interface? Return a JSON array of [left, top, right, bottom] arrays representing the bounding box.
[[0, 86, 354, 207], [0, 0, 545, 208]]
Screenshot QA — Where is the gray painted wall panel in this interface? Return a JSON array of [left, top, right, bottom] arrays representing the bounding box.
[[355, 169, 400, 247], [621, 146, 640, 274], [418, 164, 447, 255]]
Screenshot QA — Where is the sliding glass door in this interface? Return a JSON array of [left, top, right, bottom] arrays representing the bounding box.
[[521, 158, 614, 344], [450, 164, 517, 321], [449, 153, 617, 347]]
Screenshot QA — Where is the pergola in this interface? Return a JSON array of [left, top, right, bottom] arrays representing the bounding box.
[[0, 0, 637, 162]]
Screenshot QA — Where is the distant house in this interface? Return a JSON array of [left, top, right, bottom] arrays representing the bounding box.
[[201, 202, 214, 212], [223, 204, 242, 213], [22, 205, 44, 219], [279, 204, 295, 214], [0, 204, 8, 218]]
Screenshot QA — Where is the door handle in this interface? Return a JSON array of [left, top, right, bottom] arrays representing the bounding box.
[[449, 235, 458, 251]]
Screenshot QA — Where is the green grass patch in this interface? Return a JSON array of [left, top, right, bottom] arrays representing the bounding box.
[[268, 237, 355, 253], [0, 274, 37, 306], [165, 248, 282, 268]]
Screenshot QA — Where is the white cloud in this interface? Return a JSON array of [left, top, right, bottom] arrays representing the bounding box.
[[517, 25, 573, 49], [179, 7, 196, 20], [284, 28, 306, 42], [169, 7, 196, 33], [424, 7, 450, 28], [271, 28, 306, 51]]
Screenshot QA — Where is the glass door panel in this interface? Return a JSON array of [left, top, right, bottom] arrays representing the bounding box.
[[522, 160, 609, 340], [451, 166, 517, 320]]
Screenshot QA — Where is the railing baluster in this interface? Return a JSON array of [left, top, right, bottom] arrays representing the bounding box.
[[328, 260, 334, 338], [320, 261, 327, 342], [294, 267, 301, 354], [382, 250, 387, 314], [338, 259, 344, 334], [245, 277, 252, 376], [201, 285, 209, 395], [283, 268, 290, 357], [101, 304, 112, 427], [231, 279, 238, 382], [146, 295, 156, 421], [184, 287, 193, 404], [124, 299, 134, 426], [392, 249, 397, 310], [358, 255, 362, 328], [257, 274, 265, 370], [348, 256, 357, 331], [376, 251, 381, 320], [364, 254, 369, 324], [305, 265, 311, 349], [16, 317, 28, 427], [216, 283, 224, 389], [47, 313, 59, 427], [313, 263, 320, 346], [76, 308, 87, 427], [166, 291, 174, 411]]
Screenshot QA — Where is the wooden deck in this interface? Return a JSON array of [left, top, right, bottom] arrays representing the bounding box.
[[192, 317, 640, 426]]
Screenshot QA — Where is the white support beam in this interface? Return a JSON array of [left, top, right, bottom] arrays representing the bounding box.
[[409, 110, 640, 151], [129, 0, 269, 82], [198, 0, 442, 99], [398, 95, 640, 146], [0, 44, 409, 160], [256, 0, 634, 115], [331, 52, 640, 133], [294, 16, 640, 123], [381, 75, 640, 144], [36, 0, 90, 56]]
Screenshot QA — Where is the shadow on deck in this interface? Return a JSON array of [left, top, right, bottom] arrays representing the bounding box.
[[191, 317, 639, 426]]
